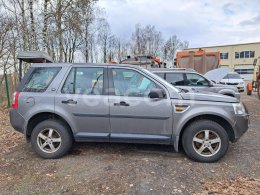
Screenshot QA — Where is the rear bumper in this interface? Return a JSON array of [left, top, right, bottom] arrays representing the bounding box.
[[9, 109, 25, 134]]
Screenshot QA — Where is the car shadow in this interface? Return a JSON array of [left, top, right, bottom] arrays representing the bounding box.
[[69, 142, 184, 157]]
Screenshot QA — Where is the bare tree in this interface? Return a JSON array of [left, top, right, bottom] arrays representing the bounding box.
[[163, 35, 182, 65], [98, 19, 111, 63], [131, 24, 163, 56]]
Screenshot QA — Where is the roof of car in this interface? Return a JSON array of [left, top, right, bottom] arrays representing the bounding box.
[[150, 68, 196, 73], [31, 63, 146, 70]]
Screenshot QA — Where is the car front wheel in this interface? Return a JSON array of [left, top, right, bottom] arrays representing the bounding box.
[[31, 119, 73, 159], [182, 120, 229, 162]]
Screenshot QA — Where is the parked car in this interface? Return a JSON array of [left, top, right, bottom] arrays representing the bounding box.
[[9, 63, 249, 162], [220, 72, 246, 92], [151, 68, 240, 99]]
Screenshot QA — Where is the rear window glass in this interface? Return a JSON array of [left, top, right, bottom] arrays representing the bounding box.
[[62, 67, 104, 95], [23, 67, 61, 92]]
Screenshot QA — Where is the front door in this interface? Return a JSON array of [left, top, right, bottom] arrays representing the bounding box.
[[108, 67, 173, 144], [184, 73, 211, 92], [55, 66, 110, 141]]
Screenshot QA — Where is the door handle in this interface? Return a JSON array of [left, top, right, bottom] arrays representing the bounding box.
[[114, 101, 130, 106], [61, 99, 77, 104]]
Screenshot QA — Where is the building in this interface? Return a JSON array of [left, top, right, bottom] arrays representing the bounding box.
[[185, 42, 260, 80]]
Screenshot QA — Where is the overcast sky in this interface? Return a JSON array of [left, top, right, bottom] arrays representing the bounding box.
[[98, 0, 260, 48]]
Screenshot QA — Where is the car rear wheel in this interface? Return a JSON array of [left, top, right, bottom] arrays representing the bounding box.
[[182, 120, 229, 162], [31, 119, 73, 159]]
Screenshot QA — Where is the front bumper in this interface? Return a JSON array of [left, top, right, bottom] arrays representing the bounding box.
[[9, 109, 25, 134], [237, 87, 245, 92], [234, 92, 241, 100], [232, 111, 249, 142]]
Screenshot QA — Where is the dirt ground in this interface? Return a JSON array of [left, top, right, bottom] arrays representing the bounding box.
[[0, 94, 259, 195]]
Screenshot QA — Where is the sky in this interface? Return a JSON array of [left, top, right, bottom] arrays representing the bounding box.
[[97, 0, 260, 48]]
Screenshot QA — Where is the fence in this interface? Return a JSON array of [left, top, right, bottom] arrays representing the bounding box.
[[0, 74, 16, 106]]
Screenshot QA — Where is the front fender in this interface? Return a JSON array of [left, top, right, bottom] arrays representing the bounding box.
[[171, 100, 236, 151], [218, 89, 235, 96]]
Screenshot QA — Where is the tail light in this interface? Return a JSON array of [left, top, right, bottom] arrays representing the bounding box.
[[11, 92, 20, 109]]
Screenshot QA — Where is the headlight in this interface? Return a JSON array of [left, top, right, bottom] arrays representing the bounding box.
[[232, 103, 245, 115], [239, 82, 244, 85]]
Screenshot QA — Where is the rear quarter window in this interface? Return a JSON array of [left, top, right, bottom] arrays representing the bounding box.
[[22, 67, 61, 92]]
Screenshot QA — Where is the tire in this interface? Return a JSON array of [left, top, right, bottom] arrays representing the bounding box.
[[223, 94, 234, 97], [31, 119, 73, 159], [182, 120, 229, 162]]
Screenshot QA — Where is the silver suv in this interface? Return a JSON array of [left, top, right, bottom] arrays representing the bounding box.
[[9, 63, 249, 162], [152, 68, 240, 99]]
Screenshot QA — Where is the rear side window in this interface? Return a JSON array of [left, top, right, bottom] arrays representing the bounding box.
[[166, 73, 185, 86], [23, 67, 61, 92], [62, 67, 104, 95]]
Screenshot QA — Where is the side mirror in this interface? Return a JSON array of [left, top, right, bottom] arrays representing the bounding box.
[[149, 88, 165, 99]]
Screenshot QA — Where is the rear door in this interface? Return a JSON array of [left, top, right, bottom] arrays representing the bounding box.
[[18, 66, 61, 120], [55, 65, 110, 141], [108, 67, 173, 144]]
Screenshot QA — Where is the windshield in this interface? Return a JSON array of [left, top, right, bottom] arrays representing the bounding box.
[[223, 73, 241, 79]]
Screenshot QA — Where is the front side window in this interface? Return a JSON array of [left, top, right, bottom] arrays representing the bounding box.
[[62, 67, 103, 95], [165, 73, 185, 86], [186, 73, 209, 86], [112, 68, 157, 97], [23, 67, 61, 92]]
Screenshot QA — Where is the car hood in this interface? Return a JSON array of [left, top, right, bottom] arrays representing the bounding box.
[[204, 67, 229, 83], [212, 83, 238, 91], [220, 79, 244, 83], [180, 91, 238, 103]]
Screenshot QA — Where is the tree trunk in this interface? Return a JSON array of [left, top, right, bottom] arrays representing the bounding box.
[[43, 0, 49, 51], [57, 0, 63, 62], [29, 0, 38, 50]]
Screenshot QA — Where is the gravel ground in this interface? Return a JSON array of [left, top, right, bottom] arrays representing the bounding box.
[[0, 94, 259, 194]]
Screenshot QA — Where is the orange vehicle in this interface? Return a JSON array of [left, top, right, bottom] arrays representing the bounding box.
[[246, 58, 260, 100], [120, 55, 166, 68], [176, 49, 220, 74]]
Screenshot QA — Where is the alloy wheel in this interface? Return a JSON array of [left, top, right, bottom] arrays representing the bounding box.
[[37, 128, 62, 153], [192, 130, 221, 157]]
